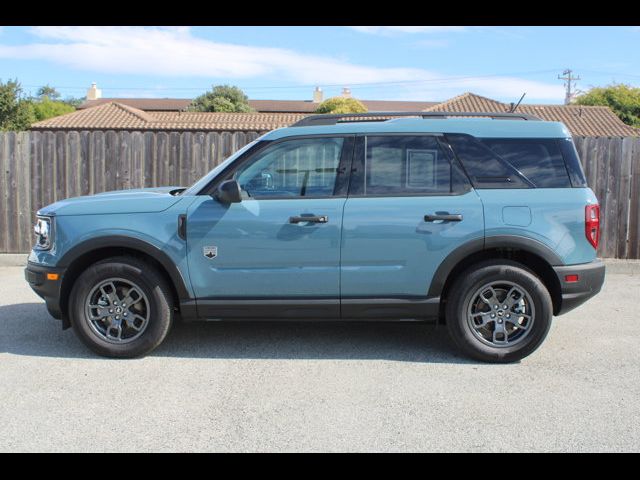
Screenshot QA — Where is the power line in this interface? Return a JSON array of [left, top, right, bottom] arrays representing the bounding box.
[[19, 68, 564, 92]]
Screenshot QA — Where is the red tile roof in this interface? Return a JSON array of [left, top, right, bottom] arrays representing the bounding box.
[[424, 92, 638, 137], [31, 102, 306, 132], [426, 92, 507, 113], [38, 93, 639, 137]]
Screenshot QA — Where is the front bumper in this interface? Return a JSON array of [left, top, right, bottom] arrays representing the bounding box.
[[25, 262, 67, 321], [553, 259, 605, 315]]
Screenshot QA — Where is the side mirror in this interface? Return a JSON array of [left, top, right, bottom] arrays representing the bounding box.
[[214, 179, 242, 204]]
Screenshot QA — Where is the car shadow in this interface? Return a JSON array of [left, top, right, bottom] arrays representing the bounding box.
[[0, 302, 477, 364]]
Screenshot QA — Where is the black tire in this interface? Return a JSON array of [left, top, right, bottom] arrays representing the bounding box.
[[445, 259, 553, 363], [68, 256, 174, 358]]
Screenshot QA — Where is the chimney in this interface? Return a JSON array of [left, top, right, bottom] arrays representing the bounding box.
[[313, 86, 323, 103], [86, 82, 102, 100], [341, 87, 352, 98]]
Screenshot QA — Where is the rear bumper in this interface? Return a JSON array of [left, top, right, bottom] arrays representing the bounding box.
[[25, 262, 67, 320], [553, 259, 605, 315]]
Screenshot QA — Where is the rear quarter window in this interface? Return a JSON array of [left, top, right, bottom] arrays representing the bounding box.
[[558, 138, 588, 187], [480, 138, 572, 188]]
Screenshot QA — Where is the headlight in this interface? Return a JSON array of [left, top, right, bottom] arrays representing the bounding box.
[[34, 216, 53, 250]]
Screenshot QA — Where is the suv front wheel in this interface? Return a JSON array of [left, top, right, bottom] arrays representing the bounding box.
[[68, 256, 174, 358], [446, 260, 553, 363]]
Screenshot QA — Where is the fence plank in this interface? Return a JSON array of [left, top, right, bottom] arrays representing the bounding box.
[[130, 132, 144, 189], [67, 131, 81, 199], [42, 132, 56, 209], [169, 132, 180, 186], [602, 138, 621, 258], [0, 132, 8, 253], [629, 138, 640, 260], [180, 132, 192, 186], [16, 132, 32, 252], [156, 132, 169, 186], [29, 131, 42, 224], [118, 131, 132, 190], [212, 132, 223, 167], [79, 131, 91, 196], [221, 132, 232, 164], [192, 132, 206, 181], [6, 133, 18, 252], [93, 131, 106, 193], [616, 138, 634, 259], [144, 132, 155, 187], [594, 137, 609, 257], [55, 131, 67, 202]]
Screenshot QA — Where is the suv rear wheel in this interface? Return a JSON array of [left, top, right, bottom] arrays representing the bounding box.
[[445, 260, 553, 363], [68, 256, 174, 358]]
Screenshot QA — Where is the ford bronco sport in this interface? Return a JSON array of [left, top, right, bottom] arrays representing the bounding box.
[[25, 112, 605, 362]]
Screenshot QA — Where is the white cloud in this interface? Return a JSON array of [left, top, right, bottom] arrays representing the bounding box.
[[0, 26, 428, 85], [348, 26, 465, 35], [0, 26, 564, 102]]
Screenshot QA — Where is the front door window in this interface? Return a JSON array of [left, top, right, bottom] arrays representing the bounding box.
[[233, 137, 345, 198]]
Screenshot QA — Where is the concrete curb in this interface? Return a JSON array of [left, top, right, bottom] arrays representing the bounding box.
[[0, 254, 29, 267], [1, 253, 639, 274], [601, 259, 640, 275]]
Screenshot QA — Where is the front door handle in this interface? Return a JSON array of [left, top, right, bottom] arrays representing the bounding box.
[[424, 213, 463, 222], [289, 215, 329, 224]]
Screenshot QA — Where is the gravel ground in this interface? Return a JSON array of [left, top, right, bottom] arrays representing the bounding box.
[[0, 266, 638, 452]]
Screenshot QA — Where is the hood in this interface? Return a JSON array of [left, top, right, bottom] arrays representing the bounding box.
[[38, 186, 187, 216]]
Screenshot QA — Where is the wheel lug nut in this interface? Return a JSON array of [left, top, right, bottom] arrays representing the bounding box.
[[491, 313, 496, 318], [109, 309, 113, 313], [123, 312, 128, 317], [503, 305, 507, 309], [494, 305, 498, 309]]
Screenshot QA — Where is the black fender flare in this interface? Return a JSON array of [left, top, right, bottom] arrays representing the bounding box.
[[427, 235, 564, 298], [57, 235, 192, 301]]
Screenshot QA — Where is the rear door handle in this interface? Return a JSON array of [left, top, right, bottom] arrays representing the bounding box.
[[424, 213, 463, 222], [289, 215, 329, 224]]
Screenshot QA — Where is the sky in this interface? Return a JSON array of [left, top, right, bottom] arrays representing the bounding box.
[[0, 26, 639, 104]]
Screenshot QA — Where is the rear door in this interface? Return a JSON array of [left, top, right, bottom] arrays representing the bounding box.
[[340, 134, 484, 319]]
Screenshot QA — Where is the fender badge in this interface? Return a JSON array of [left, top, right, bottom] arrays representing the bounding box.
[[203, 246, 218, 259]]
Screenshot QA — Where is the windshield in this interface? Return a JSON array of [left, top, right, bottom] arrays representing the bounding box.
[[181, 139, 261, 196]]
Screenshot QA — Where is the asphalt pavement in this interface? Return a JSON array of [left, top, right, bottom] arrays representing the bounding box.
[[1, 266, 638, 452]]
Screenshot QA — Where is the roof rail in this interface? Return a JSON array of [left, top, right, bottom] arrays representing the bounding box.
[[291, 111, 541, 127]]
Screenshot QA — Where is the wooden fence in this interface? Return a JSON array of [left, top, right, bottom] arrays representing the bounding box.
[[0, 131, 639, 258]]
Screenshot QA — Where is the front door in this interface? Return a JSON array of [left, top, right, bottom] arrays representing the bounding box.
[[186, 135, 353, 319], [340, 135, 484, 319]]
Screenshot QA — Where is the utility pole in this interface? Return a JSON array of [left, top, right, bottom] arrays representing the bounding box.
[[558, 69, 581, 104]]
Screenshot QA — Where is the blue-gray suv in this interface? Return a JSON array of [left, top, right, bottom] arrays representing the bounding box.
[[25, 112, 605, 362]]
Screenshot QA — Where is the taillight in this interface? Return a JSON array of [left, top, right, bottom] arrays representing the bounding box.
[[585, 204, 600, 249]]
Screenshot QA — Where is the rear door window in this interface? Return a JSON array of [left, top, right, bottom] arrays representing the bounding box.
[[351, 135, 470, 196], [445, 133, 531, 189], [480, 138, 572, 188]]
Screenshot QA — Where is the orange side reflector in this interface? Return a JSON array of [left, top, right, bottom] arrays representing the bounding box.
[[47, 273, 59, 281]]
